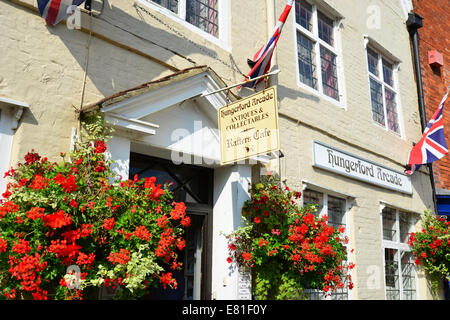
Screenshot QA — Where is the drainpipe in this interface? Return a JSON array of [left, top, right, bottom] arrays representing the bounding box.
[[406, 12, 438, 214]]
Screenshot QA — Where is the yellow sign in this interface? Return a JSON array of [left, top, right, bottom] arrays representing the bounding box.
[[218, 86, 280, 164]]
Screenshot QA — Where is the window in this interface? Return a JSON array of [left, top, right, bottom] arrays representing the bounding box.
[[381, 206, 418, 300], [366, 47, 401, 134], [303, 189, 349, 300], [294, 0, 342, 103], [149, 0, 219, 37]]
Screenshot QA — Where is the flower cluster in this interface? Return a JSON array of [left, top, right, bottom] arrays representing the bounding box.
[[0, 117, 189, 300], [225, 175, 354, 300], [408, 210, 449, 298]]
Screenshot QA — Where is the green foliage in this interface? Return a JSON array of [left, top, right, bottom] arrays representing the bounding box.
[[225, 175, 354, 300], [408, 210, 450, 299], [0, 116, 189, 300]]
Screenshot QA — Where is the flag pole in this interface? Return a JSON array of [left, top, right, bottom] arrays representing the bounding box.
[[201, 69, 280, 98]]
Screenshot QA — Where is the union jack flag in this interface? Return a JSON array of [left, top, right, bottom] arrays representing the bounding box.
[[405, 89, 449, 175], [37, 0, 86, 26], [241, 0, 294, 88]]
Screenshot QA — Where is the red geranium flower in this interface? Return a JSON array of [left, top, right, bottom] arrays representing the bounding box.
[[103, 218, 115, 231], [94, 140, 107, 154]]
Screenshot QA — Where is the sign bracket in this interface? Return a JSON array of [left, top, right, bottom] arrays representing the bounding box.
[[201, 69, 280, 98]]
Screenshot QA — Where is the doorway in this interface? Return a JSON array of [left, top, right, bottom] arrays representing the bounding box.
[[129, 153, 213, 300]]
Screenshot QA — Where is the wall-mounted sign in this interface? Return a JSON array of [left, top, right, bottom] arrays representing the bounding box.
[[313, 141, 412, 194], [218, 86, 280, 165]]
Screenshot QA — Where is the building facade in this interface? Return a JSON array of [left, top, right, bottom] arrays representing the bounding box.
[[410, 0, 450, 215], [0, 0, 440, 299], [409, 0, 450, 299]]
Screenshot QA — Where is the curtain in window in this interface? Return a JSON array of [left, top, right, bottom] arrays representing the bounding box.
[[320, 46, 339, 100], [385, 88, 399, 133], [186, 0, 218, 37]]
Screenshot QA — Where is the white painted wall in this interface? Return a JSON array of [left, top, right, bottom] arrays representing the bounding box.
[[106, 135, 131, 181], [212, 164, 251, 300], [0, 107, 15, 195]]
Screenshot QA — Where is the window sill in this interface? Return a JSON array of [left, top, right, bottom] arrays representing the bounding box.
[[296, 80, 346, 109], [371, 120, 403, 139]]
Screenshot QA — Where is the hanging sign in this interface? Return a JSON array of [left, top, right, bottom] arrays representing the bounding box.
[[313, 141, 412, 194], [218, 86, 280, 165]]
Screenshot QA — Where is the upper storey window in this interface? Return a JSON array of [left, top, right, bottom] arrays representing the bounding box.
[[366, 46, 401, 134], [294, 0, 342, 104]]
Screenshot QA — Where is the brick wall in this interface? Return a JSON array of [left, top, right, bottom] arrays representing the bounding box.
[[413, 0, 450, 190]]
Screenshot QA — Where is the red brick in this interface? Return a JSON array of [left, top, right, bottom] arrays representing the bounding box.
[[413, 0, 450, 190]]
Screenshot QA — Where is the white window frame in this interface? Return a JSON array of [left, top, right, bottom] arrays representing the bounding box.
[[0, 97, 29, 198], [364, 40, 404, 138], [301, 184, 353, 300], [380, 203, 419, 300], [135, 0, 230, 51], [293, 0, 345, 108]]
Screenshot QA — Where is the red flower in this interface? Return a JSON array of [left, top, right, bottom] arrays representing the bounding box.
[[29, 174, 49, 190], [103, 218, 115, 231], [43, 210, 72, 229], [76, 252, 95, 267], [25, 207, 45, 221], [170, 202, 186, 220], [299, 224, 308, 234], [227, 257, 233, 263], [242, 252, 252, 261], [160, 272, 177, 289], [107, 249, 131, 265], [180, 215, 191, 227], [12, 239, 31, 254], [176, 239, 186, 251], [133, 225, 152, 241], [24, 151, 41, 165], [80, 224, 93, 237], [3, 167, 15, 178], [53, 174, 77, 193], [69, 199, 78, 208], [94, 140, 107, 154], [156, 215, 168, 229], [254, 217, 261, 224], [0, 238, 8, 252], [303, 213, 315, 225]]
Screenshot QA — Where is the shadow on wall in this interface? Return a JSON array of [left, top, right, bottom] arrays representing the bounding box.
[[36, 0, 228, 100]]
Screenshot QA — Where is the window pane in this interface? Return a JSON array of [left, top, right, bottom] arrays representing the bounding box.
[[382, 60, 394, 87], [186, 0, 219, 37], [295, 0, 313, 31], [303, 189, 323, 215], [367, 48, 379, 76], [370, 78, 385, 126], [382, 207, 396, 241], [320, 46, 339, 100], [297, 32, 317, 89], [318, 11, 334, 46], [385, 248, 399, 300], [385, 87, 399, 133], [151, 0, 179, 13], [401, 251, 416, 300], [399, 212, 415, 244], [327, 195, 345, 229]]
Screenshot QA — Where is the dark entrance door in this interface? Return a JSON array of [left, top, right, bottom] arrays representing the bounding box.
[[129, 153, 213, 300]]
